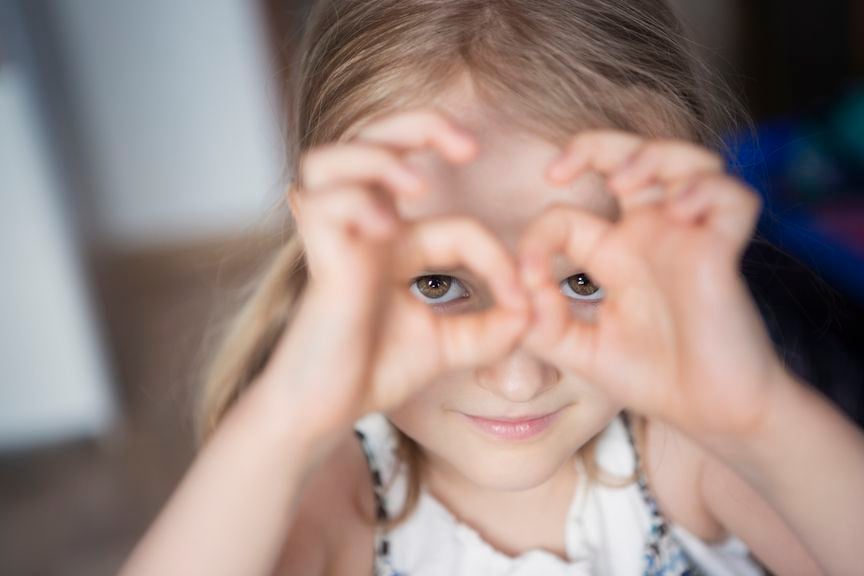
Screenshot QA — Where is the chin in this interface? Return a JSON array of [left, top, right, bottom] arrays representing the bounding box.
[[445, 437, 576, 491]]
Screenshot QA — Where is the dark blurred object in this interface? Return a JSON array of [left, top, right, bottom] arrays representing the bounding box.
[[729, 0, 864, 429], [729, 82, 864, 431], [737, 0, 864, 119], [743, 238, 864, 430]]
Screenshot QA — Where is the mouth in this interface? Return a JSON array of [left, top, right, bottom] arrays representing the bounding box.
[[458, 407, 566, 441]]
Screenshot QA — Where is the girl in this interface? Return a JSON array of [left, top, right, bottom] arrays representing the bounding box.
[[120, 1, 864, 575]]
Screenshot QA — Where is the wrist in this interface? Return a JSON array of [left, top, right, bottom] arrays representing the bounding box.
[[231, 374, 351, 472], [696, 366, 819, 481]]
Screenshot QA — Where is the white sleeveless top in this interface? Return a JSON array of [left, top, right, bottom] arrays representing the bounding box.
[[353, 412, 765, 576]]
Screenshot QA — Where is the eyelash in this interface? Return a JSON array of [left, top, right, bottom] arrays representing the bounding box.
[[408, 273, 605, 308]]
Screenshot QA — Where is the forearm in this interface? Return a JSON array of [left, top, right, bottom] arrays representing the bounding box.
[[119, 377, 336, 576], [701, 371, 864, 575]]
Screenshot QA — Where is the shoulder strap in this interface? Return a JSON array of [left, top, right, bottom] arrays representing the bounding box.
[[353, 414, 406, 575], [620, 412, 704, 575], [354, 427, 390, 523]]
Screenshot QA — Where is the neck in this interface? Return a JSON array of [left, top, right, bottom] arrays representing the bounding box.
[[419, 449, 582, 559]]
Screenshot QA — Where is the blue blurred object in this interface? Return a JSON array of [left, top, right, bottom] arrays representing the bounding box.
[[729, 82, 864, 307]]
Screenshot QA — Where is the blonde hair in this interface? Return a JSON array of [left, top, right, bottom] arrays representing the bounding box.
[[196, 0, 747, 528]]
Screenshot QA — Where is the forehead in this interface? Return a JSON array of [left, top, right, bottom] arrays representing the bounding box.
[[397, 92, 618, 252]]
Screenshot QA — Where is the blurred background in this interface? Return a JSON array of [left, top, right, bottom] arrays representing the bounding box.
[[0, 1, 862, 574]]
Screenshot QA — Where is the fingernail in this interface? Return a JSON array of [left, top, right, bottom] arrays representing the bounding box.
[[454, 136, 478, 162]]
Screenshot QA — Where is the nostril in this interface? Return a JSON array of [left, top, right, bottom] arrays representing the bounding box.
[[474, 355, 561, 402]]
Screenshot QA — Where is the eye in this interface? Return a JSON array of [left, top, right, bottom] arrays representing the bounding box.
[[409, 275, 470, 305], [559, 272, 604, 302]]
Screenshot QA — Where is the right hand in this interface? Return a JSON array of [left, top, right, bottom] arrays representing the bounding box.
[[257, 109, 531, 442]]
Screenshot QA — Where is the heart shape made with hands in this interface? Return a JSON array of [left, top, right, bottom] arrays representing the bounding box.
[[294, 111, 772, 436], [367, 129, 770, 436]]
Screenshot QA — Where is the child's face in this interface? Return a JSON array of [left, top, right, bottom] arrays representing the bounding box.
[[382, 88, 624, 491]]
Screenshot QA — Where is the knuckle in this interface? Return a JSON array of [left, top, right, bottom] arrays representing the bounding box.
[[444, 214, 482, 235], [417, 106, 461, 130], [344, 142, 401, 174], [408, 108, 449, 130], [633, 141, 663, 163], [367, 146, 401, 171], [565, 131, 591, 152], [685, 144, 724, 170]]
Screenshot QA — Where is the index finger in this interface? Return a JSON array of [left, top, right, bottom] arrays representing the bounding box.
[[395, 216, 527, 311], [345, 108, 478, 164], [518, 204, 616, 290]]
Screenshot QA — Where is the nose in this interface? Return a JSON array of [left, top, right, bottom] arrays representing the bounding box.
[[473, 348, 561, 402]]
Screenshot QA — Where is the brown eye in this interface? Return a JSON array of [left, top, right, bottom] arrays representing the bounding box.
[[560, 273, 604, 302], [410, 275, 469, 304]]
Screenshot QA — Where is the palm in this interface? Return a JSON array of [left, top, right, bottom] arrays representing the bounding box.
[[520, 130, 783, 439], [577, 209, 776, 436]]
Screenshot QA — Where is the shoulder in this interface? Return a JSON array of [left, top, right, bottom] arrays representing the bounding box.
[[642, 416, 824, 574], [273, 427, 376, 576], [640, 416, 729, 543]]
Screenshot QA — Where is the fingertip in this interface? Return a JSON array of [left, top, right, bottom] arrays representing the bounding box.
[[450, 133, 478, 163], [521, 255, 546, 289], [546, 161, 569, 183]]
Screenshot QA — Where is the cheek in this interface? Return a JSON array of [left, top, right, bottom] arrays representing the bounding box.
[[385, 377, 454, 441]]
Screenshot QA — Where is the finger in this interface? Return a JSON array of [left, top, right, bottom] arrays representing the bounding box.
[[546, 130, 645, 184], [608, 140, 726, 192], [432, 301, 530, 371], [396, 216, 528, 310], [666, 174, 763, 246], [394, 215, 531, 375], [521, 282, 582, 355], [517, 205, 617, 367], [297, 184, 401, 294], [518, 204, 615, 291], [347, 108, 478, 164], [298, 183, 398, 246], [299, 143, 426, 198]]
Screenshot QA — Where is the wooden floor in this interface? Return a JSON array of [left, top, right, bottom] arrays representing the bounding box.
[[0, 233, 282, 576]]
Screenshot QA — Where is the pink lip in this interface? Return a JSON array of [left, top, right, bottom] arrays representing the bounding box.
[[460, 408, 564, 441]]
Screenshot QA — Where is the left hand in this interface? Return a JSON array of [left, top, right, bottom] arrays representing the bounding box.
[[517, 130, 787, 441]]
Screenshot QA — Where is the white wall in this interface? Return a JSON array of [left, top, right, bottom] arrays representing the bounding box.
[[50, 0, 287, 250], [0, 0, 288, 450], [0, 65, 115, 450]]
